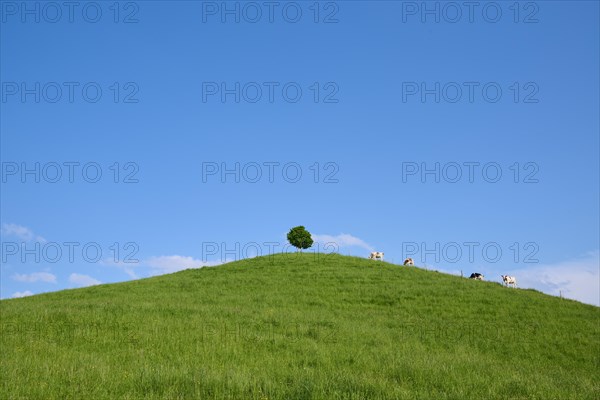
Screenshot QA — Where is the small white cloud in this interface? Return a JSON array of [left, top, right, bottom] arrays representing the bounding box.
[[508, 251, 599, 306], [100, 258, 140, 279], [100, 255, 221, 279], [145, 255, 221, 275], [13, 272, 57, 283], [12, 290, 34, 298], [69, 273, 101, 287], [1, 223, 46, 242], [122, 267, 139, 279], [312, 233, 375, 252]]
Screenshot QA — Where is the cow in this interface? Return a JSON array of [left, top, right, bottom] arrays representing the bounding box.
[[501, 275, 517, 288], [403, 258, 414, 266], [469, 273, 484, 281], [369, 252, 384, 261]]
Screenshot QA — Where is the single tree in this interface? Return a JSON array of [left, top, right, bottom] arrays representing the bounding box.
[[287, 226, 313, 252]]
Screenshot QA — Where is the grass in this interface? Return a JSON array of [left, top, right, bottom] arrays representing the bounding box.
[[1, 253, 598, 399]]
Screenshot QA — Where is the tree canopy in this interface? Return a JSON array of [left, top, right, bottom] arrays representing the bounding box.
[[287, 226, 313, 251]]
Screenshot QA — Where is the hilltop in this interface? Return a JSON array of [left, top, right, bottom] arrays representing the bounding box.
[[1, 253, 598, 399]]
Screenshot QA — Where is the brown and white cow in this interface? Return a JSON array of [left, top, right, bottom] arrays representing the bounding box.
[[403, 258, 414, 266], [369, 251, 384, 261]]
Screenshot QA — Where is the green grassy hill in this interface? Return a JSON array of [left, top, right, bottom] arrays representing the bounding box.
[[1, 254, 598, 399]]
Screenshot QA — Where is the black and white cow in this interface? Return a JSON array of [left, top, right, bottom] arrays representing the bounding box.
[[403, 258, 414, 266], [501, 275, 517, 288], [469, 273, 484, 281]]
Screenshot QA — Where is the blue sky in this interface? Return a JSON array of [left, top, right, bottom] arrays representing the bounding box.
[[1, 1, 599, 305]]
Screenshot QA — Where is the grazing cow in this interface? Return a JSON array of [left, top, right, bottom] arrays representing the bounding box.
[[469, 273, 484, 281], [369, 251, 384, 261], [403, 258, 414, 266], [501, 275, 517, 288]]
